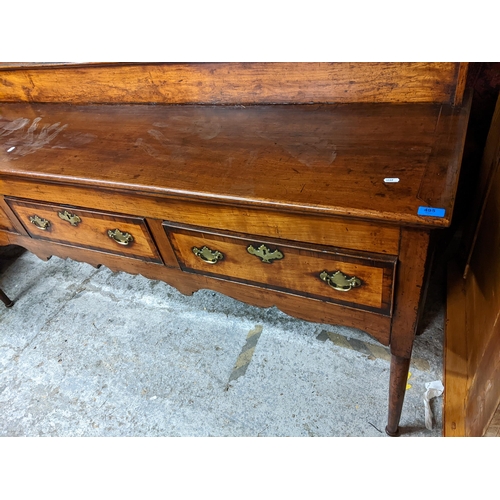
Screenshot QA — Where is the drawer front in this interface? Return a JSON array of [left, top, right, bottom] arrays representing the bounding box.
[[0, 179, 402, 255], [6, 198, 162, 263], [164, 223, 396, 315]]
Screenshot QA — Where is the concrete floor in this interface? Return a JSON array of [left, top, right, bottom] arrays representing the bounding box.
[[0, 245, 446, 437]]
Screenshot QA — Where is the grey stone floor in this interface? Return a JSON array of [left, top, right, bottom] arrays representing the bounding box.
[[0, 246, 446, 437]]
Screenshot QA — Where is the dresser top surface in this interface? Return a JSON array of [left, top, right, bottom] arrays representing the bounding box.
[[0, 101, 470, 226]]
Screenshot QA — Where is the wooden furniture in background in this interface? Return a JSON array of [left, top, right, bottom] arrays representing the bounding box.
[[444, 93, 500, 437], [0, 63, 471, 435]]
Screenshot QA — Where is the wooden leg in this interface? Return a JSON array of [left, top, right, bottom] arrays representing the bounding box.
[[387, 228, 431, 435], [0, 288, 14, 307], [386, 355, 411, 436]]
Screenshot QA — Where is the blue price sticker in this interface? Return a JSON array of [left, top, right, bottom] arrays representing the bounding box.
[[417, 206, 446, 218]]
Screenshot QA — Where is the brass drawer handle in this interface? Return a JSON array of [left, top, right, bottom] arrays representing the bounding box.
[[58, 210, 82, 226], [247, 244, 284, 263], [107, 228, 134, 246], [319, 270, 362, 292], [192, 246, 224, 264], [29, 215, 51, 231]]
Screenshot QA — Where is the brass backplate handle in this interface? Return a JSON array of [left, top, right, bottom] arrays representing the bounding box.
[[192, 246, 224, 264], [29, 215, 51, 231], [58, 210, 82, 226], [319, 270, 362, 292], [247, 244, 284, 263], [107, 228, 134, 246]]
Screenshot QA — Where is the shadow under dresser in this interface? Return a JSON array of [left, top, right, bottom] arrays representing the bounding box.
[[0, 62, 471, 435]]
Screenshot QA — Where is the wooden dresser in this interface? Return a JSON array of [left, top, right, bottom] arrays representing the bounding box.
[[0, 63, 470, 435]]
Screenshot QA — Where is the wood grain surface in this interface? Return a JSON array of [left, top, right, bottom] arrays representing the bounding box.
[[0, 62, 472, 436], [0, 229, 392, 345], [444, 94, 500, 436], [0, 63, 466, 105], [164, 223, 396, 314], [443, 260, 468, 436], [0, 201, 14, 232], [0, 101, 470, 226], [0, 178, 402, 255], [389, 228, 430, 358], [6, 198, 162, 263]]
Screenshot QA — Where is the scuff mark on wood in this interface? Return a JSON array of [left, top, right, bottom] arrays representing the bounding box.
[[0, 117, 68, 158]]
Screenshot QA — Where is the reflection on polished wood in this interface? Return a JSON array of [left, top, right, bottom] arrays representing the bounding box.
[[0, 101, 468, 227], [0, 62, 471, 436]]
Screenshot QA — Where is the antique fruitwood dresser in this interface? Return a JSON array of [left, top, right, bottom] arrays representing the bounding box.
[[0, 63, 470, 435]]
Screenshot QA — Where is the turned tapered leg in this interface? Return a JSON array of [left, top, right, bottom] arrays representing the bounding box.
[[387, 228, 431, 436], [386, 355, 411, 436], [0, 288, 14, 307]]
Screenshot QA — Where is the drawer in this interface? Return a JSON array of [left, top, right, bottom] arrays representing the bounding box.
[[163, 223, 396, 315], [0, 179, 402, 255], [5, 197, 162, 263]]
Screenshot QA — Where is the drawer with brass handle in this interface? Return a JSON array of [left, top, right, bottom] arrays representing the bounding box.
[[5, 197, 162, 263], [163, 222, 396, 315]]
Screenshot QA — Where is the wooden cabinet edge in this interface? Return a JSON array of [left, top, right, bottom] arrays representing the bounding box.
[[146, 218, 180, 269], [454, 63, 469, 106], [0, 232, 391, 345], [0, 187, 402, 255], [389, 228, 431, 359], [0, 63, 465, 105]]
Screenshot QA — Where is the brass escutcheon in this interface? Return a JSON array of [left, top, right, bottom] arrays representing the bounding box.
[[107, 228, 134, 246], [319, 270, 362, 292], [29, 215, 51, 231], [192, 246, 224, 264], [247, 244, 284, 264], [58, 210, 82, 226]]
